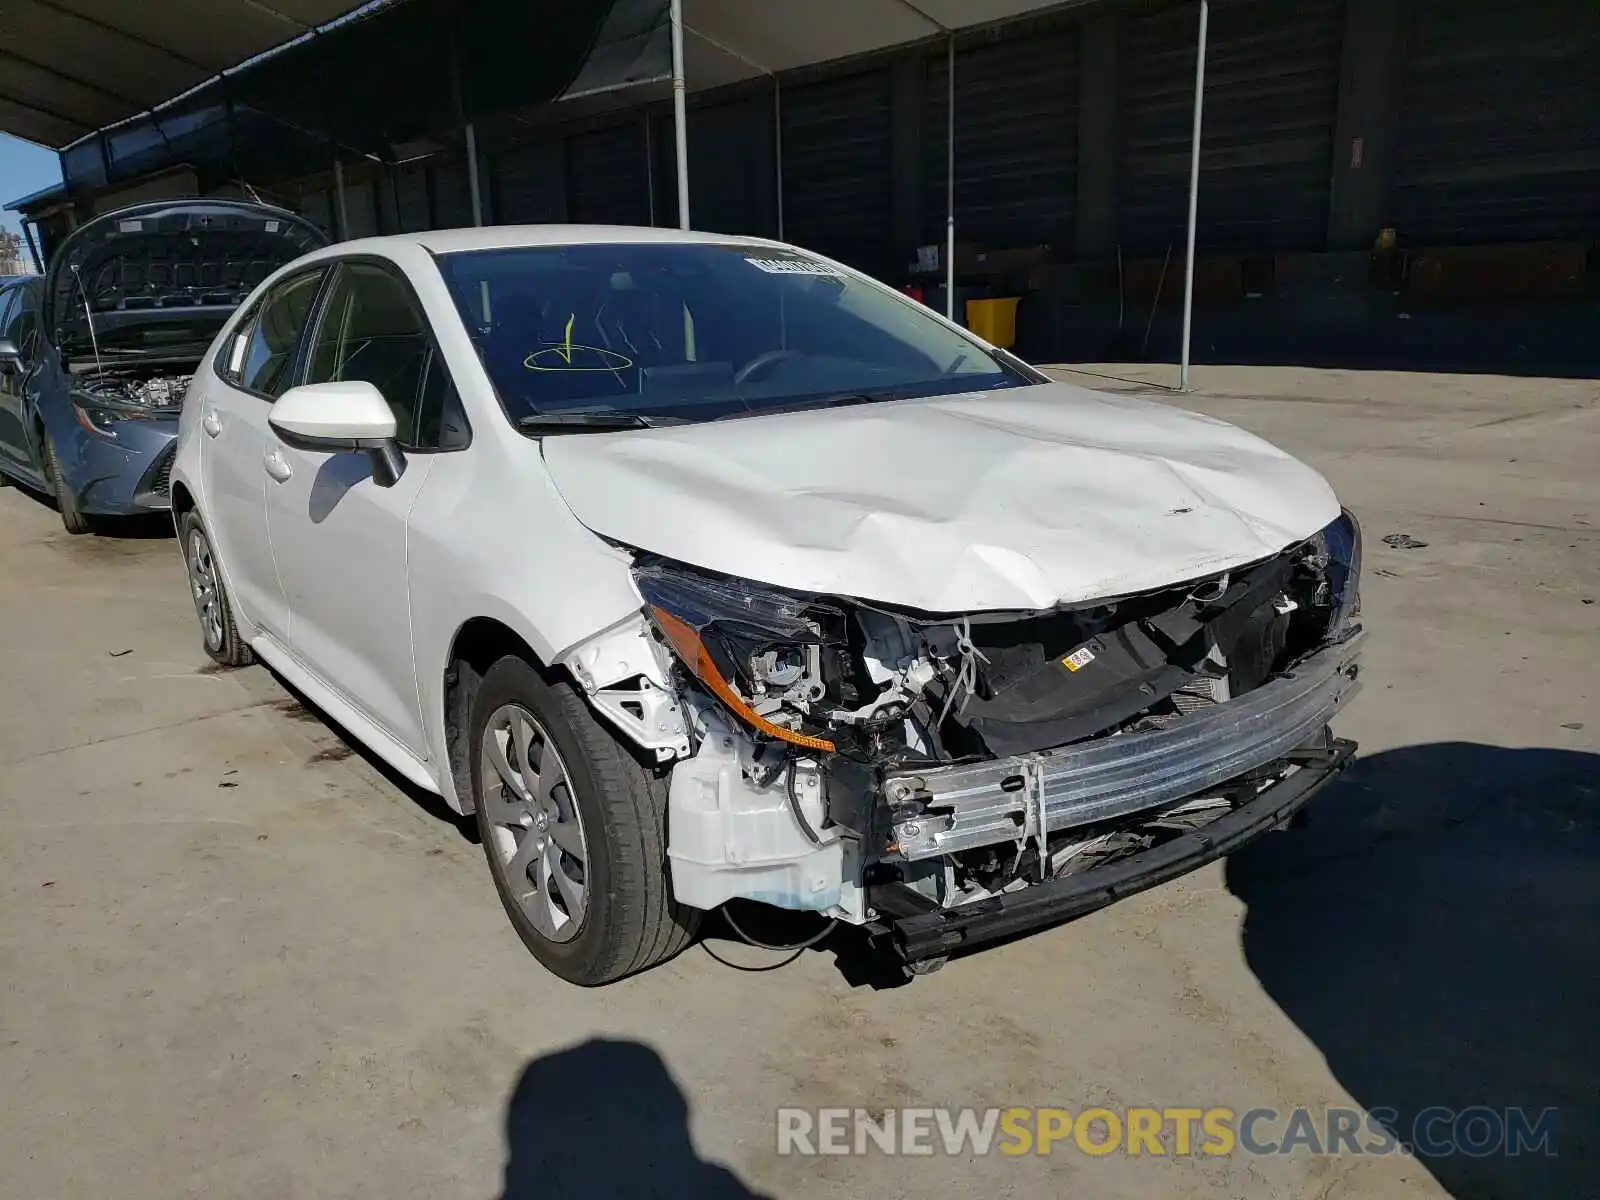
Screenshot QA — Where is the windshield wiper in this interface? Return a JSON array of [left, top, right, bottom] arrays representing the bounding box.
[[516, 410, 657, 434], [711, 391, 898, 422]]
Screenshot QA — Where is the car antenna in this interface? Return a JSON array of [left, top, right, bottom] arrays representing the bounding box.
[[69, 263, 106, 375]]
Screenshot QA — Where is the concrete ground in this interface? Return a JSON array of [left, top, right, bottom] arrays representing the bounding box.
[[1, 365, 1595, 1200]]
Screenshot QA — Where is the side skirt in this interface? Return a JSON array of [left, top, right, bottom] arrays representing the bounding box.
[[250, 633, 441, 795]]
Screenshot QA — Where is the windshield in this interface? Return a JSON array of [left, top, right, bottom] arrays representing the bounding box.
[[436, 242, 1035, 426]]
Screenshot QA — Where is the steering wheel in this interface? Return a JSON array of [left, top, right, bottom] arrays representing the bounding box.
[[733, 348, 800, 386]]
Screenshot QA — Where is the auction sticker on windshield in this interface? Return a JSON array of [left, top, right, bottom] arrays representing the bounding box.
[[745, 257, 844, 276]]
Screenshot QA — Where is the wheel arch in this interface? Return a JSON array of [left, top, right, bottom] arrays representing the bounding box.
[[170, 479, 196, 518], [440, 613, 559, 816]]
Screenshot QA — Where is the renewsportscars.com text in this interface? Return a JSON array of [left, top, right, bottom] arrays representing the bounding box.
[[776, 1106, 1559, 1159]]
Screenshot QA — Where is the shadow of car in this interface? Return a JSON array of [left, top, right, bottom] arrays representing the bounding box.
[[1228, 741, 1597, 1197]]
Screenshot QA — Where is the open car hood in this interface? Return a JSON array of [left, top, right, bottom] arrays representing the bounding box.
[[45, 199, 327, 359], [540, 382, 1343, 613]]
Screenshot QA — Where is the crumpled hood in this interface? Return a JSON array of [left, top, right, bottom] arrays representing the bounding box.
[[540, 382, 1342, 612]]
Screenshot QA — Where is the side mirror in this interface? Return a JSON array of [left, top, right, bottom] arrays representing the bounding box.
[[268, 381, 406, 487], [0, 338, 21, 375]]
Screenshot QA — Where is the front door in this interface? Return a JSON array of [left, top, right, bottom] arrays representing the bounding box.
[[199, 267, 328, 644], [263, 260, 457, 760]]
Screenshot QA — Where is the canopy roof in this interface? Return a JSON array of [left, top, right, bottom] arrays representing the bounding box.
[[1, 0, 1094, 148], [0, 1, 388, 147], [688, 0, 1087, 85], [6, 0, 1100, 217], [567, 0, 1093, 97]]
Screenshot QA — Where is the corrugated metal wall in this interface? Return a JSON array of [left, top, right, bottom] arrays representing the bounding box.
[[297, 189, 333, 237], [1120, 0, 1343, 254], [780, 68, 895, 274], [568, 122, 651, 226], [922, 27, 1080, 250], [687, 96, 776, 238], [379, 163, 431, 233], [492, 141, 567, 224], [293, 0, 1598, 266], [343, 179, 378, 239], [432, 159, 475, 228], [1390, 0, 1600, 244]]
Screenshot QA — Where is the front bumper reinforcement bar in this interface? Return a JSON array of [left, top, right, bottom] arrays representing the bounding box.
[[869, 737, 1356, 964], [884, 632, 1365, 860]]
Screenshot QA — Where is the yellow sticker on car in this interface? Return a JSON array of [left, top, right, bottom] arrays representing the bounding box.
[[1061, 646, 1096, 672]]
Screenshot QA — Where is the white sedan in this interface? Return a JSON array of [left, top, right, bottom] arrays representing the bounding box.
[[171, 226, 1364, 985]]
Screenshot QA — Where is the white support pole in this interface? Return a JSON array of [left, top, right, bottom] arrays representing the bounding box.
[[1179, 0, 1209, 391], [333, 159, 350, 241], [465, 121, 484, 226], [669, 0, 691, 230], [644, 111, 657, 227], [945, 35, 956, 321], [774, 75, 785, 240]]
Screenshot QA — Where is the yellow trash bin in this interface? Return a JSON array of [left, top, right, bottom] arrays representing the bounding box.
[[965, 296, 1020, 348]]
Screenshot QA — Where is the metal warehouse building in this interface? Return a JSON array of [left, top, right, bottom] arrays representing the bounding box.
[[6, 0, 1598, 369]]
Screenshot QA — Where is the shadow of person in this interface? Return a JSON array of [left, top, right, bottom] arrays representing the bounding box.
[[1227, 742, 1598, 1198], [500, 1039, 772, 1199]]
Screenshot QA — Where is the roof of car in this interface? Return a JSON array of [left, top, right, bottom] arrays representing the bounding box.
[[338, 224, 790, 258]]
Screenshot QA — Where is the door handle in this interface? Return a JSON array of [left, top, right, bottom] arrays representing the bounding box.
[[264, 449, 294, 483], [202, 409, 222, 437]]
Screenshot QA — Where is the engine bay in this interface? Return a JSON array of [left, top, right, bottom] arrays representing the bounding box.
[[74, 366, 194, 412]]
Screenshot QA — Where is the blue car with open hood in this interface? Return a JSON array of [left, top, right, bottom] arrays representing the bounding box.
[[0, 198, 325, 532]]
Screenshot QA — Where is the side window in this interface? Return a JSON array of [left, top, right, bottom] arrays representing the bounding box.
[[304, 262, 465, 450], [418, 348, 471, 450], [216, 296, 262, 383], [236, 270, 325, 399]]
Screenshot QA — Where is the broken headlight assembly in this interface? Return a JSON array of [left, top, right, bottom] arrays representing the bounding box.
[[634, 560, 848, 753], [1312, 508, 1363, 637]]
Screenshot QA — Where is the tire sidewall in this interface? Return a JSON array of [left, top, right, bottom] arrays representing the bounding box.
[[180, 511, 244, 665], [41, 434, 88, 532], [469, 657, 622, 982]]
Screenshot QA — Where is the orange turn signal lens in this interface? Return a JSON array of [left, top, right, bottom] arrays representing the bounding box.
[[648, 606, 837, 753]]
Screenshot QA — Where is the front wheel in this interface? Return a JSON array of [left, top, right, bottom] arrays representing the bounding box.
[[470, 656, 699, 985], [39, 433, 90, 534]]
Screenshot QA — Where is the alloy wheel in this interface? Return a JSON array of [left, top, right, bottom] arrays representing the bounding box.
[[186, 528, 224, 652], [479, 703, 589, 943]]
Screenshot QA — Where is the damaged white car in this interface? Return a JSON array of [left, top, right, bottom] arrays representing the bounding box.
[[170, 227, 1363, 984]]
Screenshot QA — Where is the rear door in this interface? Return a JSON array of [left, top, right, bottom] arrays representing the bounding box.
[[199, 266, 328, 643]]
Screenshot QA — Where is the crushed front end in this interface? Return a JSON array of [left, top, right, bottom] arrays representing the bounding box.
[[572, 511, 1364, 966]]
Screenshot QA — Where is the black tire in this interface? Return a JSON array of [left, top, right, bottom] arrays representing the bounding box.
[[40, 433, 90, 534], [179, 511, 253, 667], [470, 655, 700, 985]]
